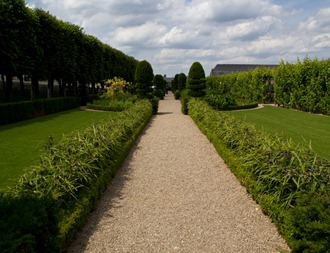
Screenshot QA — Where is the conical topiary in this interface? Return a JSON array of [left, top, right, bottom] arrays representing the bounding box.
[[135, 60, 154, 97], [187, 61, 206, 97]]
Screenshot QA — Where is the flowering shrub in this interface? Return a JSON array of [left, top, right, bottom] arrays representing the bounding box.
[[98, 77, 132, 98]]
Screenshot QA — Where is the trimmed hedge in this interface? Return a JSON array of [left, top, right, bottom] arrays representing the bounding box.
[[221, 102, 259, 111], [0, 97, 80, 125], [86, 103, 128, 111], [188, 98, 330, 253], [0, 99, 153, 252]]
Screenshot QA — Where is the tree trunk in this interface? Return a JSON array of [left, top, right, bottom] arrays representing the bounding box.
[[47, 78, 54, 98], [31, 76, 39, 100], [5, 74, 13, 102], [18, 74, 25, 98], [1, 74, 6, 101]]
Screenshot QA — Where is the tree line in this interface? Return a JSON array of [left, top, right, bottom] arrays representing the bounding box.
[[206, 57, 330, 115], [0, 0, 138, 102]]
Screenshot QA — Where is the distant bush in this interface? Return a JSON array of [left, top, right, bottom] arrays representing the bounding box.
[[174, 90, 181, 100]]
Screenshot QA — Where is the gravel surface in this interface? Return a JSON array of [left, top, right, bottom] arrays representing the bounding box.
[[68, 93, 290, 253]]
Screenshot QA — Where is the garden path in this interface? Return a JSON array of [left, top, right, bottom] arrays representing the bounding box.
[[68, 92, 289, 253]]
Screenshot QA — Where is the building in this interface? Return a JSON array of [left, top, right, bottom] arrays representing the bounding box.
[[210, 64, 278, 76]]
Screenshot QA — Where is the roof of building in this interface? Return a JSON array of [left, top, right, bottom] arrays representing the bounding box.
[[210, 64, 278, 76]]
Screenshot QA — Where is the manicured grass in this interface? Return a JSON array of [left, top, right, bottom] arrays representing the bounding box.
[[0, 109, 116, 190], [228, 106, 330, 159]]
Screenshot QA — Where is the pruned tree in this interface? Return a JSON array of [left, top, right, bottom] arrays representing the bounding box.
[[178, 72, 187, 91], [135, 60, 154, 97], [187, 62, 206, 97]]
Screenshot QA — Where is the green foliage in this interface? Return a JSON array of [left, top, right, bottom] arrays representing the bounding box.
[[206, 67, 274, 104], [188, 98, 330, 252], [284, 192, 330, 253], [89, 92, 137, 111], [0, 97, 80, 125], [274, 57, 330, 114], [205, 93, 237, 110], [174, 90, 181, 100], [207, 57, 330, 115], [0, 109, 115, 191], [178, 73, 187, 91], [2, 100, 153, 252], [1, 4, 138, 102], [0, 195, 60, 252], [153, 74, 165, 90], [171, 74, 179, 91], [152, 74, 166, 99], [187, 62, 206, 97], [229, 105, 330, 160], [150, 97, 159, 115], [135, 60, 154, 97], [180, 89, 190, 115]]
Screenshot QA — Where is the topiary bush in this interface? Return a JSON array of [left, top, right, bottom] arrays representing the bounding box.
[[135, 60, 154, 98], [174, 90, 181, 100], [187, 62, 206, 97], [178, 72, 187, 91]]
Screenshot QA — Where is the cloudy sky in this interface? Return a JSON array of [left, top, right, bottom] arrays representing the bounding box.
[[25, 0, 330, 77]]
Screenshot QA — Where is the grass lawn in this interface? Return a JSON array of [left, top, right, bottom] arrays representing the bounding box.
[[228, 105, 330, 160], [0, 109, 116, 190]]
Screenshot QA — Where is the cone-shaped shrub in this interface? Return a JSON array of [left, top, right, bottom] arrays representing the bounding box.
[[187, 62, 206, 97], [135, 60, 154, 97], [178, 73, 187, 91], [171, 74, 179, 91]]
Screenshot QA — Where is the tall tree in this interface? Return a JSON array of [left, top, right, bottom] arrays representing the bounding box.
[[0, 0, 37, 101]]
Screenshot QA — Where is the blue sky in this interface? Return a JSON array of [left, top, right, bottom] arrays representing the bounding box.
[[25, 0, 330, 77]]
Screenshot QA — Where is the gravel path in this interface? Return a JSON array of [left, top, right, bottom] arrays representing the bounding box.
[[68, 93, 289, 253]]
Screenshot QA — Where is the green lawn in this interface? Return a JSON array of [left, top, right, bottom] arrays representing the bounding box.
[[228, 106, 330, 160], [0, 109, 115, 189]]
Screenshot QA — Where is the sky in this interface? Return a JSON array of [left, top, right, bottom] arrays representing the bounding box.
[[25, 0, 330, 77]]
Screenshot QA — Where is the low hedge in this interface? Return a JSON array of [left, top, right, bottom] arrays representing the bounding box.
[[0, 97, 80, 125], [188, 98, 330, 253], [86, 103, 128, 111], [0, 99, 153, 252], [220, 102, 259, 111]]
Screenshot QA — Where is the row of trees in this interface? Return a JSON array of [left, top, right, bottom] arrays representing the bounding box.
[[171, 62, 206, 97], [206, 57, 330, 114], [274, 57, 330, 114], [0, 0, 138, 102]]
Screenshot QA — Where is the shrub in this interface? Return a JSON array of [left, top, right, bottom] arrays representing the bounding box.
[[135, 60, 154, 97], [0, 195, 60, 252], [171, 74, 179, 92], [0, 97, 80, 125], [180, 89, 190, 115], [205, 93, 237, 109], [187, 98, 330, 252], [2, 99, 153, 252], [174, 90, 181, 100], [178, 73, 187, 91]]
